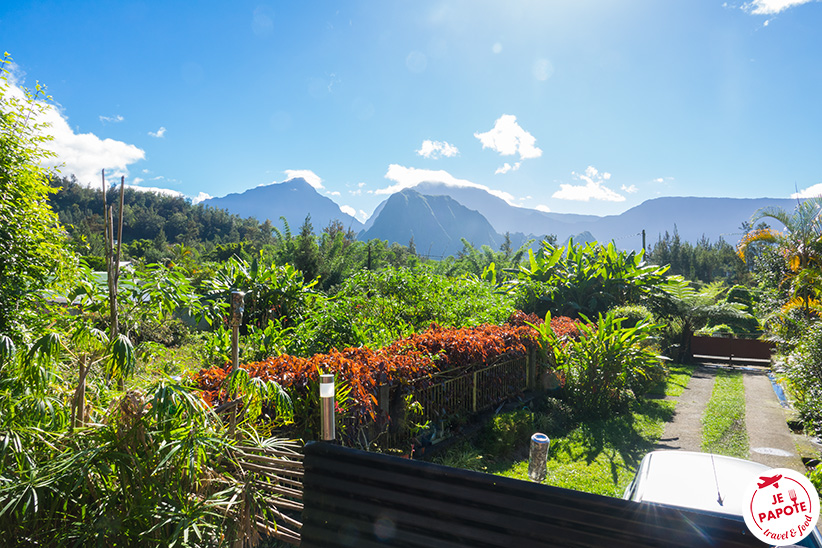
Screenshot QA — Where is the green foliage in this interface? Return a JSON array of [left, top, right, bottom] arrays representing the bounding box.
[[651, 280, 752, 361], [330, 264, 515, 349], [204, 251, 319, 330], [0, 381, 298, 546], [739, 197, 822, 321], [553, 311, 665, 417], [510, 239, 675, 319], [479, 408, 534, 455], [50, 176, 278, 259], [784, 322, 822, 436], [646, 230, 749, 284], [608, 304, 654, 329], [0, 54, 76, 340]]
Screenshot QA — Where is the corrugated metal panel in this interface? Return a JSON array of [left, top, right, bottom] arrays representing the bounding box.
[[301, 442, 763, 548]]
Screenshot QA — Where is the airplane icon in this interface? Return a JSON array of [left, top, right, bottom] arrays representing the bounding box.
[[757, 474, 782, 489]]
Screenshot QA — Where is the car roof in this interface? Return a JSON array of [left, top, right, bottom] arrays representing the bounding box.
[[629, 450, 770, 516]]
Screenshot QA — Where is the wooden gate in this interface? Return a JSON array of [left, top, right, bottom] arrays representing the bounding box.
[[690, 335, 774, 366]]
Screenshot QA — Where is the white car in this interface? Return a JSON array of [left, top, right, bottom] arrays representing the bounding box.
[[624, 451, 822, 547]]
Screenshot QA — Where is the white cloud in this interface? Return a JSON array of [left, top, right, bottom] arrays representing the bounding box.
[[121, 184, 210, 204], [358, 182, 366, 187], [380, 164, 519, 205], [349, 189, 363, 196], [621, 184, 638, 194], [475, 115, 542, 175], [132, 177, 144, 185], [495, 162, 521, 174], [552, 166, 626, 202], [535, 204, 551, 212], [357, 209, 368, 222], [326, 190, 341, 196], [191, 192, 212, 204], [148, 126, 167, 138], [0, 74, 145, 185], [417, 139, 459, 159], [99, 114, 124, 123], [791, 183, 822, 198], [339, 204, 356, 217], [492, 42, 503, 54], [742, 0, 814, 14], [284, 169, 324, 189], [123, 184, 184, 198]]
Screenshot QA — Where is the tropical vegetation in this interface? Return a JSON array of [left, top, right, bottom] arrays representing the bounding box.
[[7, 52, 822, 544]]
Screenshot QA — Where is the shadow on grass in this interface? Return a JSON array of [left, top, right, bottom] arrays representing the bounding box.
[[566, 399, 675, 479], [472, 397, 676, 486]]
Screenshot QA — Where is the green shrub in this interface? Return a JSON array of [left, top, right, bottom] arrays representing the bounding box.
[[696, 324, 733, 336], [785, 322, 822, 435], [533, 397, 576, 436], [555, 311, 665, 417], [479, 408, 534, 455], [608, 304, 654, 329]]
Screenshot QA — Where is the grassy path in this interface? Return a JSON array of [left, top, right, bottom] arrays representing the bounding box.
[[701, 370, 748, 459]]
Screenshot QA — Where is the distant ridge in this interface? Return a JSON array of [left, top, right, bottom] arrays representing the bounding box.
[[377, 182, 798, 249], [202, 178, 363, 232]]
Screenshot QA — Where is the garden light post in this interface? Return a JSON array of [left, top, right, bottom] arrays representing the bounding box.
[[528, 433, 550, 483], [320, 374, 335, 441], [229, 290, 245, 375]]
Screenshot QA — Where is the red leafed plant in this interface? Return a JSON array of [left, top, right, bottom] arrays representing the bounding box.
[[192, 313, 574, 426]]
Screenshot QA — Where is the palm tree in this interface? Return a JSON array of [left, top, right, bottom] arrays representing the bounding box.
[[737, 197, 822, 316]]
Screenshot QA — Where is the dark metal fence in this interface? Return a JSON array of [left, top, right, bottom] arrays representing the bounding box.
[[375, 355, 531, 449], [691, 335, 774, 365], [300, 442, 762, 548]]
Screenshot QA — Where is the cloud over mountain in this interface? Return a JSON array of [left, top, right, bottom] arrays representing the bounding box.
[[378, 164, 518, 205], [552, 166, 626, 202]]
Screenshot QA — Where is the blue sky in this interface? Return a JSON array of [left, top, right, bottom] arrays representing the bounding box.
[[2, 0, 822, 220]]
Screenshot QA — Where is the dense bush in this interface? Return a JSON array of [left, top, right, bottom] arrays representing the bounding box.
[[479, 408, 534, 455], [511, 240, 675, 319], [608, 304, 654, 329], [329, 265, 516, 348], [533, 311, 664, 417], [784, 322, 822, 435]]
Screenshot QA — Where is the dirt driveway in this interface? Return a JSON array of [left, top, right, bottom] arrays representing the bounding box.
[[656, 365, 815, 473]]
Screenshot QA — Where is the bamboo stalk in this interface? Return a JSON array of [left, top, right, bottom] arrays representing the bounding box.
[[236, 460, 304, 479], [234, 450, 304, 470], [258, 506, 303, 531], [255, 519, 300, 545], [259, 495, 303, 512], [251, 479, 303, 500]]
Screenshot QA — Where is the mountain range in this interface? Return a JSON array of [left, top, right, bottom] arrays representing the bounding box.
[[204, 177, 798, 255], [202, 178, 364, 233]]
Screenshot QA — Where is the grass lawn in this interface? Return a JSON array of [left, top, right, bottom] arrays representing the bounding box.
[[433, 364, 696, 497], [701, 369, 749, 459]]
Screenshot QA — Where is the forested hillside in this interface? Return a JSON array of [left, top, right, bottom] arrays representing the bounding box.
[[49, 176, 279, 262]]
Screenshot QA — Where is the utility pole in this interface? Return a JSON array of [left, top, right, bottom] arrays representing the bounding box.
[[642, 229, 646, 252]]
